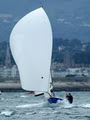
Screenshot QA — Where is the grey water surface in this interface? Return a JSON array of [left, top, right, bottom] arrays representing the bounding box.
[[0, 91, 90, 120]]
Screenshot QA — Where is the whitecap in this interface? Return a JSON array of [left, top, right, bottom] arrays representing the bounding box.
[[0, 110, 14, 117], [81, 104, 90, 108], [63, 104, 74, 108], [26, 112, 37, 115], [20, 95, 28, 98]]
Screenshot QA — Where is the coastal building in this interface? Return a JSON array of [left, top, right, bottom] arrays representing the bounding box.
[[5, 44, 11, 67], [63, 50, 71, 67], [0, 43, 90, 79], [0, 43, 20, 79], [51, 67, 90, 78], [0, 65, 19, 78], [51, 69, 68, 78]]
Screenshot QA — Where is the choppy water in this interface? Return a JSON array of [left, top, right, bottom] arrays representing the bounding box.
[[0, 91, 90, 120]]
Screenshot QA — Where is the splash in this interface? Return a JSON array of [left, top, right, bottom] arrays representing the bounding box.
[[62, 99, 73, 108]]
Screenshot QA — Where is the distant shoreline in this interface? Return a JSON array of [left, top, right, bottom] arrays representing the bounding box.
[[0, 77, 90, 92], [53, 77, 90, 91]]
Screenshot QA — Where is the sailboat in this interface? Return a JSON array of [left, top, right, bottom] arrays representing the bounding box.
[[10, 7, 72, 104]]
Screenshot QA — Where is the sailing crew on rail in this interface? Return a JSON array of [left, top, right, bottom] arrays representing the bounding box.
[[66, 93, 73, 104]]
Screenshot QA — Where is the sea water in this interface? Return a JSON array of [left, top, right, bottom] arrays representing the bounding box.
[[0, 91, 90, 120]]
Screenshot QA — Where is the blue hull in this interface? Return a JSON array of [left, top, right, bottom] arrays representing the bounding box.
[[47, 97, 63, 103]]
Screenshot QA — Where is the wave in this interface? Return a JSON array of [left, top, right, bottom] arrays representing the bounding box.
[[20, 95, 28, 98], [0, 110, 14, 117], [63, 103, 90, 109], [81, 104, 90, 108], [16, 102, 45, 108]]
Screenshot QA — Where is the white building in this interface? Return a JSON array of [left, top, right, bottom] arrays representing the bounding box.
[[0, 65, 19, 78], [51, 68, 90, 78]]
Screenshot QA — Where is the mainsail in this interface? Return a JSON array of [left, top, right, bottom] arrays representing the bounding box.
[[10, 7, 52, 92]]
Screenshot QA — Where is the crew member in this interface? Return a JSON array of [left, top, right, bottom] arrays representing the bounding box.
[[66, 93, 73, 104]]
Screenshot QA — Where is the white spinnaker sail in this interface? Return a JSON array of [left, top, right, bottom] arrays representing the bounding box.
[[10, 7, 52, 92], [34, 73, 53, 97]]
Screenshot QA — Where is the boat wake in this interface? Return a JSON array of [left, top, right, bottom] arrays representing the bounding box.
[[16, 98, 90, 109], [16, 102, 45, 108], [63, 103, 90, 109]]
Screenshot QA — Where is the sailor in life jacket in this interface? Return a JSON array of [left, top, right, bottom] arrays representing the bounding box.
[[66, 93, 73, 104]]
